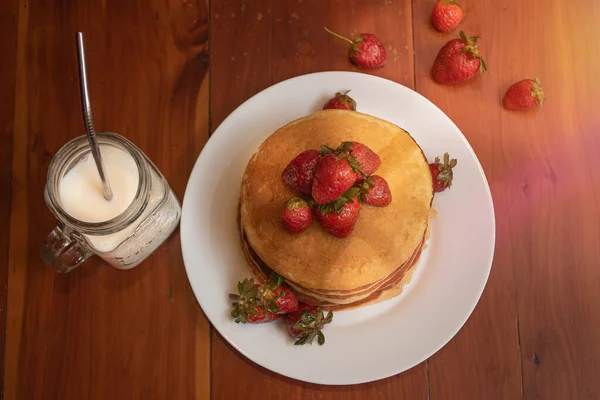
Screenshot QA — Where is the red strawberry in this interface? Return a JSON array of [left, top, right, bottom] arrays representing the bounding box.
[[281, 149, 321, 194], [432, 0, 464, 33], [229, 278, 280, 323], [347, 142, 381, 180], [280, 197, 313, 234], [429, 153, 458, 193], [325, 27, 386, 69], [285, 303, 334, 346], [229, 275, 299, 323], [247, 306, 280, 323], [503, 77, 545, 110], [432, 31, 487, 84], [359, 175, 392, 207], [258, 273, 299, 315], [312, 147, 361, 204], [316, 194, 361, 238], [323, 90, 357, 111]]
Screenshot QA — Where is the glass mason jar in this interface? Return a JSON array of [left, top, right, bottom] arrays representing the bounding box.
[[41, 132, 181, 273]]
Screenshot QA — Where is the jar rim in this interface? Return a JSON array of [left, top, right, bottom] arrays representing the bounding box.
[[45, 132, 150, 236]]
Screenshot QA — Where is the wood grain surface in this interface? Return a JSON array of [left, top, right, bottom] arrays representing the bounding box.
[[5, 0, 211, 399], [2, 0, 600, 399], [413, 1, 524, 399], [0, 0, 18, 393]]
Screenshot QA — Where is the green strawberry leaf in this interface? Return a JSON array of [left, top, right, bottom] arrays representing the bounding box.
[[317, 331, 325, 345], [268, 272, 285, 288], [320, 145, 335, 156], [294, 336, 310, 346]]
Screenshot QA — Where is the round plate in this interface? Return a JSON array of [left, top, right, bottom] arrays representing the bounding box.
[[181, 71, 495, 385]]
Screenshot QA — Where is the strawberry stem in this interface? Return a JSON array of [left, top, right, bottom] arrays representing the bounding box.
[[324, 27, 354, 45]]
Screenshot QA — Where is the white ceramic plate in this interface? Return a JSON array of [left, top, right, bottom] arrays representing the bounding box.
[[181, 71, 495, 385]]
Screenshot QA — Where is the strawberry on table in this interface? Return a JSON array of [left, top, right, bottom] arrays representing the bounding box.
[[325, 27, 386, 69], [346, 141, 381, 180], [281, 149, 321, 194], [281, 197, 313, 234], [316, 192, 361, 238], [503, 77, 545, 110], [432, 0, 464, 33], [432, 31, 487, 84], [429, 153, 457, 193], [312, 145, 361, 204], [323, 90, 357, 111], [285, 303, 334, 346], [359, 175, 392, 207]]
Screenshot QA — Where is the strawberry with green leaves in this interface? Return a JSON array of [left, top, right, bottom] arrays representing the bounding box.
[[346, 141, 381, 180], [358, 175, 392, 207], [258, 273, 299, 315], [323, 90, 357, 111], [281, 197, 313, 234], [229, 278, 279, 323], [325, 27, 386, 69], [229, 274, 298, 324], [315, 190, 361, 238], [503, 77, 545, 110], [285, 304, 334, 346], [429, 153, 458, 193], [432, 31, 487, 84], [312, 143, 363, 204]]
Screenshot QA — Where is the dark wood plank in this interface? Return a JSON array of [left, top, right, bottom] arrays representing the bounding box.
[[209, 0, 274, 130], [210, 1, 427, 398], [412, 1, 523, 399], [0, 0, 18, 392], [5, 0, 211, 398]]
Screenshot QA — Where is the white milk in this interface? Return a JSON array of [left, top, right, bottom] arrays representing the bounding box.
[[58, 145, 155, 254], [59, 145, 139, 223]]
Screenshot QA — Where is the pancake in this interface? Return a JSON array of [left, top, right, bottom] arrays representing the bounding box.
[[240, 110, 433, 297], [239, 209, 433, 310], [241, 231, 423, 310]]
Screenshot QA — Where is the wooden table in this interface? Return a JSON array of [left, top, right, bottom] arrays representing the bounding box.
[[2, 0, 599, 398]]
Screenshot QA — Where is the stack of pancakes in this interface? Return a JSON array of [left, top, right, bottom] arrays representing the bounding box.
[[239, 110, 434, 310]]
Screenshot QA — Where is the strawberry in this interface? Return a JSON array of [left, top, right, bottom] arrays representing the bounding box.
[[229, 278, 280, 323], [429, 153, 457, 193], [246, 306, 280, 324], [347, 142, 381, 180], [325, 27, 386, 69], [229, 275, 299, 323], [316, 193, 361, 238], [432, 31, 487, 84], [503, 77, 545, 110], [432, 0, 464, 33], [280, 197, 313, 234], [258, 273, 299, 315], [323, 90, 357, 111], [285, 303, 334, 346], [359, 175, 392, 207], [281, 149, 321, 194], [312, 145, 361, 204]]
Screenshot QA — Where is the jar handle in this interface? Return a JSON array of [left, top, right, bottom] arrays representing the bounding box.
[[40, 224, 92, 273]]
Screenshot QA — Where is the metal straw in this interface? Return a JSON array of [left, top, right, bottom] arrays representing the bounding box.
[[76, 32, 113, 201]]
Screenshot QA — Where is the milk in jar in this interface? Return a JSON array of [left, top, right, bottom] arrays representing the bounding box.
[[42, 133, 181, 271]]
